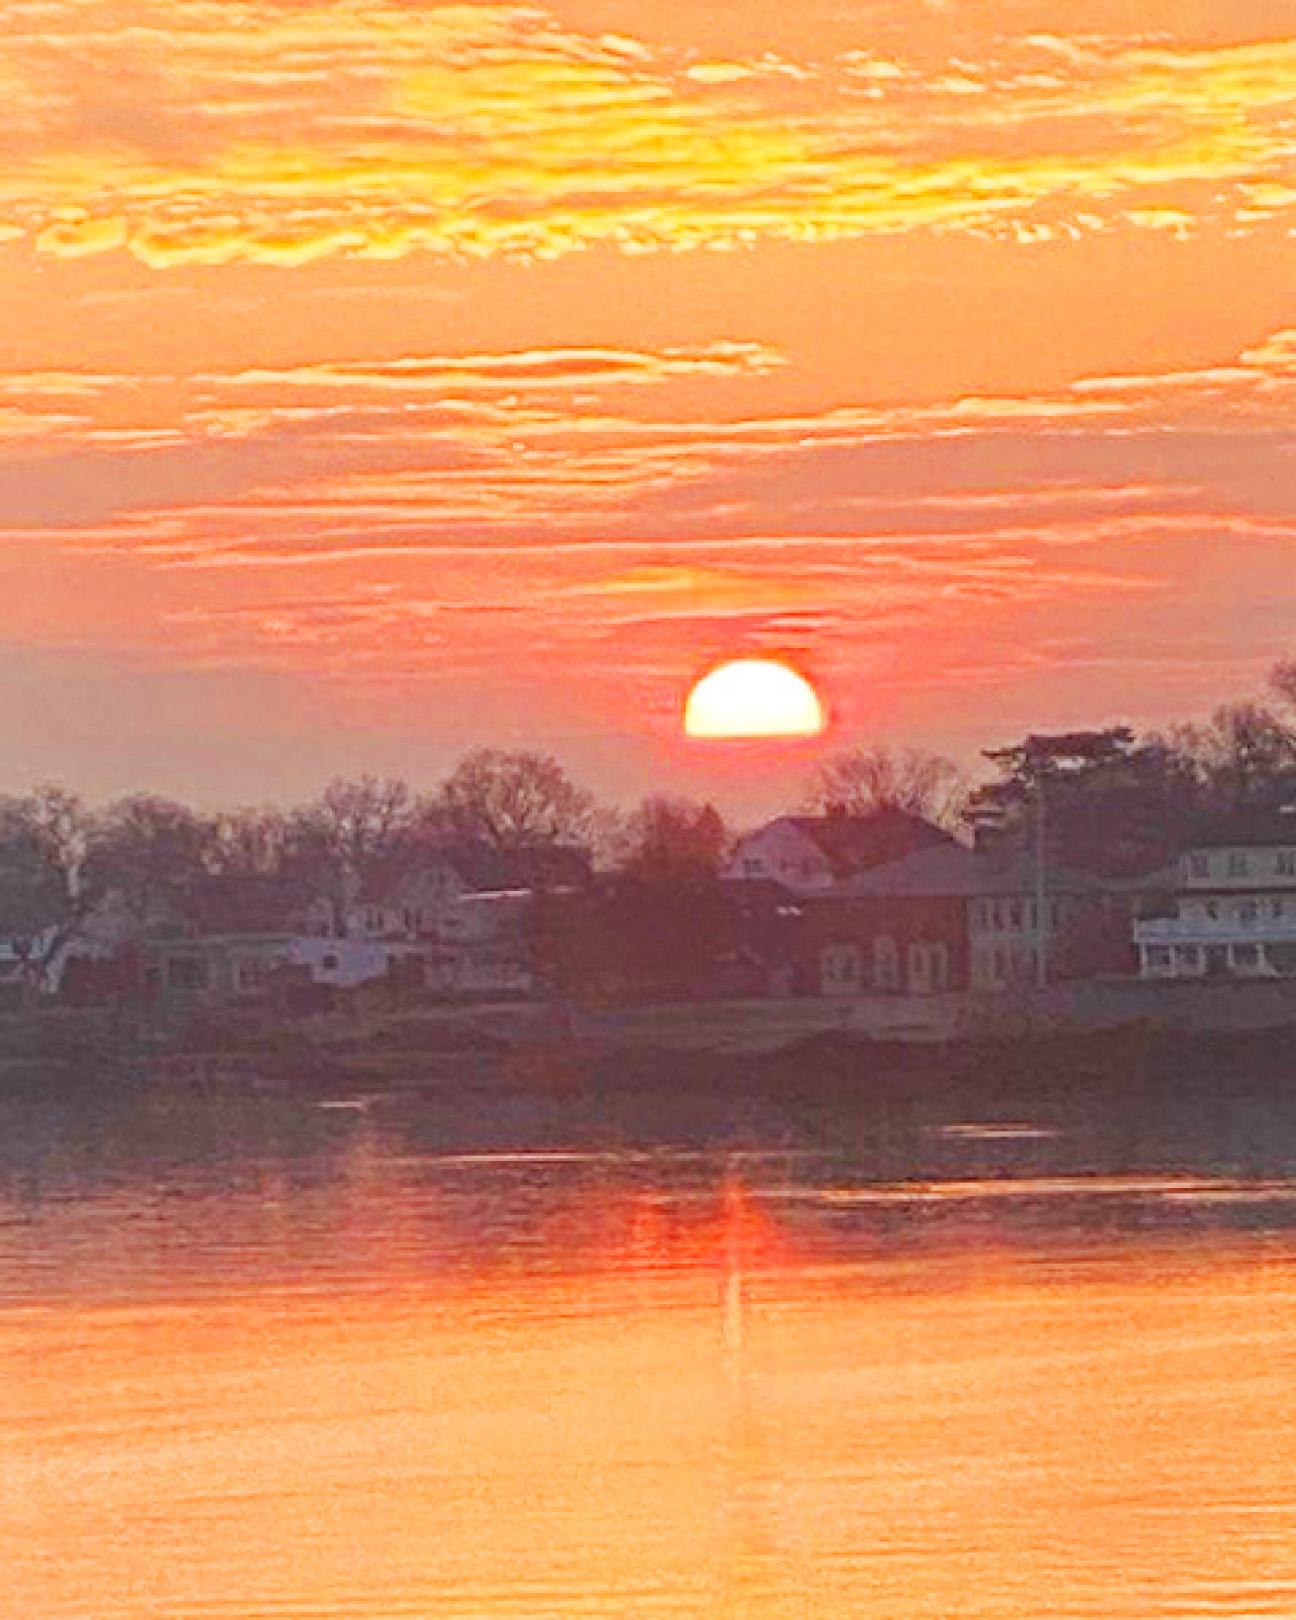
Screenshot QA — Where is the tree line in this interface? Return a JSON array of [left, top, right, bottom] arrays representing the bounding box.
[[3, 661, 1296, 987]]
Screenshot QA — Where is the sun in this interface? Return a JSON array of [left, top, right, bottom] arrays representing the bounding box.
[[684, 658, 826, 740]]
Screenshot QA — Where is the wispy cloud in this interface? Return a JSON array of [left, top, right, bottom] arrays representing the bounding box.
[[1, 3, 1292, 267]]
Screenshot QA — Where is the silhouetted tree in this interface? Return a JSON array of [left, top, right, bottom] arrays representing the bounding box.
[[206, 806, 293, 878], [1269, 659, 1296, 712], [804, 746, 966, 829], [618, 796, 727, 882], [0, 798, 78, 992], [1193, 702, 1296, 810], [431, 749, 599, 851], [83, 794, 214, 925], [287, 775, 416, 936], [968, 728, 1201, 876]]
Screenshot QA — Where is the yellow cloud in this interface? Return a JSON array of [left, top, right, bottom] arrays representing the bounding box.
[[33, 213, 128, 257], [0, 3, 1290, 267], [214, 342, 784, 393]]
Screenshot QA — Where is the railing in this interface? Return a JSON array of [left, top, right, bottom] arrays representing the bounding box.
[[1135, 917, 1296, 942]]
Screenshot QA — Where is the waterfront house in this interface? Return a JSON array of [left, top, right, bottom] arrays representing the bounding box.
[[306, 842, 592, 944], [1134, 808, 1296, 979], [723, 809, 955, 896], [799, 843, 1130, 997]]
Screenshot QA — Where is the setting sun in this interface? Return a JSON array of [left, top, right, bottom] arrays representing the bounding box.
[[683, 659, 826, 740]]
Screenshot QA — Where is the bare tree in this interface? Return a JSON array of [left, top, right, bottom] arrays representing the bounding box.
[[288, 775, 416, 935], [618, 796, 727, 881], [804, 746, 966, 828], [1193, 703, 1296, 810], [206, 807, 293, 878], [84, 794, 216, 925], [1270, 659, 1296, 712], [0, 785, 98, 992], [430, 749, 599, 851]]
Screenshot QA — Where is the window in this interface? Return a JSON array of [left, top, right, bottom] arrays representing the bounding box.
[[322, 952, 339, 971], [1233, 943, 1261, 971], [743, 858, 761, 876], [822, 944, 862, 993], [1188, 854, 1211, 879], [1205, 900, 1221, 921], [167, 955, 208, 991], [1146, 946, 1173, 973], [236, 958, 272, 992], [1277, 852, 1296, 877], [1227, 853, 1251, 878], [873, 936, 900, 991], [1269, 943, 1296, 975], [1239, 901, 1259, 927]]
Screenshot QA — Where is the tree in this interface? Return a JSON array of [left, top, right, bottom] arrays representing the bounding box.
[[84, 794, 215, 925], [206, 807, 293, 879], [967, 728, 1201, 876], [1270, 659, 1296, 712], [803, 746, 966, 829], [431, 749, 599, 851], [618, 796, 727, 882], [0, 785, 98, 991], [287, 775, 416, 936], [1195, 702, 1296, 809]]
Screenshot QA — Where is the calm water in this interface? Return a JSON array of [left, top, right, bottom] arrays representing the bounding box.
[[4, 1077, 1296, 1619]]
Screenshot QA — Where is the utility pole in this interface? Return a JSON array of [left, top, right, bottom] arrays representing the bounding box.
[[1034, 764, 1049, 991]]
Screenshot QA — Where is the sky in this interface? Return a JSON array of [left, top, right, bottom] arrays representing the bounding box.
[[1, 0, 1294, 814]]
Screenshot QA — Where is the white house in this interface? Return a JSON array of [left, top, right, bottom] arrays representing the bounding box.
[[1135, 809, 1296, 979], [434, 889, 536, 996], [306, 842, 591, 945], [723, 810, 954, 896]]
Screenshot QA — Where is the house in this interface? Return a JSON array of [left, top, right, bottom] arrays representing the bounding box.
[[798, 842, 1129, 997], [141, 932, 415, 1006], [1134, 808, 1296, 979], [434, 889, 536, 997], [0, 890, 148, 1000], [308, 842, 592, 943], [723, 809, 956, 895]]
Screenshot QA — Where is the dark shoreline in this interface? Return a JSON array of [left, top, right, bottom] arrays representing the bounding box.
[[2, 1004, 1294, 1104]]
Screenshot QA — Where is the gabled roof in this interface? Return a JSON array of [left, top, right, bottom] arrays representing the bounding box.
[[773, 809, 955, 876], [1191, 807, 1296, 849], [362, 841, 592, 903], [829, 842, 1105, 899]]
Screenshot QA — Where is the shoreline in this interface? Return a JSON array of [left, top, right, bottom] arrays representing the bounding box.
[[2, 1001, 1294, 1103]]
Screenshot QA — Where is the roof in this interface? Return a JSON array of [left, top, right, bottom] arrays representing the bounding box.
[[777, 809, 955, 876], [361, 841, 592, 903], [172, 874, 305, 935], [828, 842, 1106, 900], [1191, 806, 1296, 849]]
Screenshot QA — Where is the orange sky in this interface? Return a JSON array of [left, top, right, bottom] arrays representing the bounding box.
[[1, 0, 1293, 809]]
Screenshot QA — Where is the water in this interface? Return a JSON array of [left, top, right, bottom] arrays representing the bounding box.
[[3, 1078, 1296, 1619]]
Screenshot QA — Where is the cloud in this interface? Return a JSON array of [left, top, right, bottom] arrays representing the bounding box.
[[212, 341, 785, 393], [1, 3, 1292, 267]]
